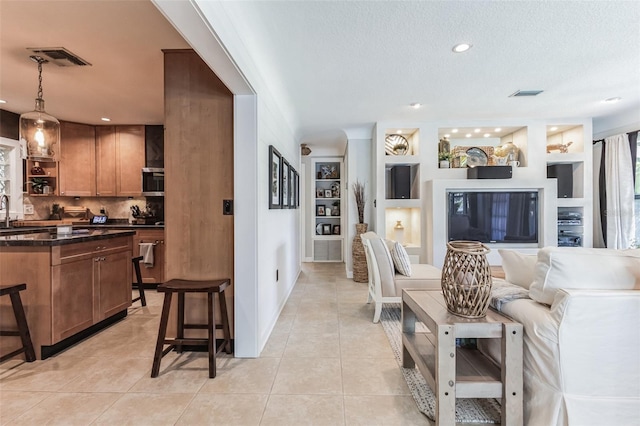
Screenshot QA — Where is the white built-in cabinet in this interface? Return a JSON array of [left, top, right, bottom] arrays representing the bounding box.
[[311, 158, 344, 262], [372, 119, 593, 265]]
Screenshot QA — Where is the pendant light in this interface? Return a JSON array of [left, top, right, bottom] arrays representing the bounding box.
[[20, 55, 60, 160]]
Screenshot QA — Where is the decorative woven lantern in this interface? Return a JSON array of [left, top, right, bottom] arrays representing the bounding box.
[[441, 241, 492, 318]]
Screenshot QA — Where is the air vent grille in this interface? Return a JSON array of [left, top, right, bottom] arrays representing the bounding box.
[[27, 47, 92, 67], [509, 90, 544, 97]]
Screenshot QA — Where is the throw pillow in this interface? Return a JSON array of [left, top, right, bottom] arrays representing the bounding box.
[[498, 249, 537, 289], [391, 242, 412, 276], [529, 247, 640, 305]]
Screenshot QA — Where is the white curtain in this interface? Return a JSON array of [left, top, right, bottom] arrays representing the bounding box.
[[604, 133, 636, 249]]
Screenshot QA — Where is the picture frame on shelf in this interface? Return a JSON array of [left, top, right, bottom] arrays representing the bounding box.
[[324, 189, 332, 198], [316, 205, 325, 216], [322, 224, 332, 235], [332, 225, 340, 235], [282, 159, 290, 208], [268, 145, 282, 209], [316, 188, 324, 198]]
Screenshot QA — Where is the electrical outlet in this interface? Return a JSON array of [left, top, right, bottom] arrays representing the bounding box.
[[24, 204, 34, 215]]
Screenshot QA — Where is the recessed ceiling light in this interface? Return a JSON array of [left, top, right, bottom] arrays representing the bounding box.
[[452, 43, 472, 53], [494, 128, 502, 132], [602, 97, 621, 104], [550, 126, 558, 131], [444, 134, 451, 138], [101, 117, 111, 122], [452, 129, 458, 133], [0, 99, 6, 104], [465, 133, 472, 138], [397, 130, 402, 134], [410, 102, 422, 109], [474, 128, 481, 133], [484, 133, 491, 137]]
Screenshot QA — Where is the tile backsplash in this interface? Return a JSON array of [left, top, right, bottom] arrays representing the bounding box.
[[24, 196, 164, 222]]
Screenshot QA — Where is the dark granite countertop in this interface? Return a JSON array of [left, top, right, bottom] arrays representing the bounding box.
[[0, 229, 136, 247], [0, 223, 164, 236]]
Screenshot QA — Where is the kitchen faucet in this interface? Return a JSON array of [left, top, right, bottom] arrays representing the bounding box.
[[1, 194, 9, 228]]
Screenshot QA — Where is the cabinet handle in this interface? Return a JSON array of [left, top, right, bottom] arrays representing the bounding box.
[[61, 192, 65, 195], [94, 257, 100, 262]]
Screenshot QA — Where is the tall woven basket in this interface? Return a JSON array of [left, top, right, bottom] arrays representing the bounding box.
[[441, 241, 493, 318], [352, 223, 369, 283]]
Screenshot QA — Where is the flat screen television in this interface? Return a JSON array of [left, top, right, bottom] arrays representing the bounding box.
[[447, 191, 539, 244]]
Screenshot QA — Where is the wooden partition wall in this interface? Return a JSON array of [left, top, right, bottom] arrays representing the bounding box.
[[163, 49, 234, 336]]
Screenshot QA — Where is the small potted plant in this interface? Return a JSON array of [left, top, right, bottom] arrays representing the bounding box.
[[29, 177, 48, 194], [438, 152, 451, 168]]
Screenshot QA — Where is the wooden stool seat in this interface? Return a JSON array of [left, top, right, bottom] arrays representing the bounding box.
[[131, 256, 146, 306], [0, 283, 36, 363], [151, 278, 232, 378]]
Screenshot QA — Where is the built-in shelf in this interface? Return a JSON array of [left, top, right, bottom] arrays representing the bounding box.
[[312, 158, 344, 261]]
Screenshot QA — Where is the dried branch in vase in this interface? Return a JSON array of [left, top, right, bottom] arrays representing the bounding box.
[[352, 180, 366, 224]]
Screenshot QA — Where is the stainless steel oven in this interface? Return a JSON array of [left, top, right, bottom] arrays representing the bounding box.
[[141, 168, 164, 196]]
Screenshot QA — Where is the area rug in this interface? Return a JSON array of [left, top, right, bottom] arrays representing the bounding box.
[[380, 304, 501, 423]]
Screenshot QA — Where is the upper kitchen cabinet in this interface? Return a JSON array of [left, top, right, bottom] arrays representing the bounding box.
[[115, 126, 145, 196], [96, 126, 145, 196], [59, 121, 96, 197]]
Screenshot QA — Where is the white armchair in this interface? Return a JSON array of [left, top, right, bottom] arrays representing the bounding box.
[[361, 231, 441, 322]]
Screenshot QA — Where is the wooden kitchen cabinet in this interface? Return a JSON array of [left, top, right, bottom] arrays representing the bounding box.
[[95, 126, 117, 196], [116, 126, 145, 196], [51, 236, 132, 342], [59, 121, 96, 196], [132, 229, 165, 284], [96, 125, 145, 197]]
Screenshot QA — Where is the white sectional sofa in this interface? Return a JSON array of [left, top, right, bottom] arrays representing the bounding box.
[[361, 231, 441, 322], [489, 247, 640, 426]]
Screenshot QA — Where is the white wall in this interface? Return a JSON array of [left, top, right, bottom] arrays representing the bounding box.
[[345, 138, 373, 277], [154, 0, 301, 357], [593, 109, 640, 139]]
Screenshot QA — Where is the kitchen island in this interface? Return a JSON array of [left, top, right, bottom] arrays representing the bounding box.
[[0, 229, 135, 359]]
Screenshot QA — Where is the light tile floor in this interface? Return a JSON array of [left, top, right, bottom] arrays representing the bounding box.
[[0, 262, 432, 425]]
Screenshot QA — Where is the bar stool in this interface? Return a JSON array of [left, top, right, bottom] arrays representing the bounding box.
[[131, 256, 147, 306], [151, 278, 232, 378], [0, 283, 36, 363]]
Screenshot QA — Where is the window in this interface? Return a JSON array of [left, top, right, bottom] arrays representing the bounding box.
[[0, 137, 24, 221]]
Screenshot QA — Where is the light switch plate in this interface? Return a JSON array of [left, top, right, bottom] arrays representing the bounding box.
[[24, 204, 34, 215]]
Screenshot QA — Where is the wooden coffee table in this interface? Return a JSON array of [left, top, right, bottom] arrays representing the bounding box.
[[402, 289, 523, 426]]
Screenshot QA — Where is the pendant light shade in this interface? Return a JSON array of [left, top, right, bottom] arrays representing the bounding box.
[[20, 56, 60, 160]]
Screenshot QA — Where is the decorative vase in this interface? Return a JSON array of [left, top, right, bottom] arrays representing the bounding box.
[[352, 223, 369, 283], [394, 220, 405, 245], [440, 241, 492, 318], [31, 161, 45, 175], [439, 160, 450, 168]]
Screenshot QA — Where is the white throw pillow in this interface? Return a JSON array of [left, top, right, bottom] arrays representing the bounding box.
[[529, 247, 640, 305], [390, 242, 412, 276], [498, 249, 537, 289]]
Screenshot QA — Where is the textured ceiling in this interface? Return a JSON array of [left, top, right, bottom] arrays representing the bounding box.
[[1, 1, 638, 142], [221, 0, 640, 139]]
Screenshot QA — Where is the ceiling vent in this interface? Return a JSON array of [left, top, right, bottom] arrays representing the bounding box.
[[509, 90, 543, 97], [27, 47, 92, 67]]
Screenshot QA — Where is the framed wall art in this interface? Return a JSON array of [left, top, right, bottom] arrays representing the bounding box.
[[282, 158, 290, 208], [269, 145, 282, 209], [289, 167, 297, 208]]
